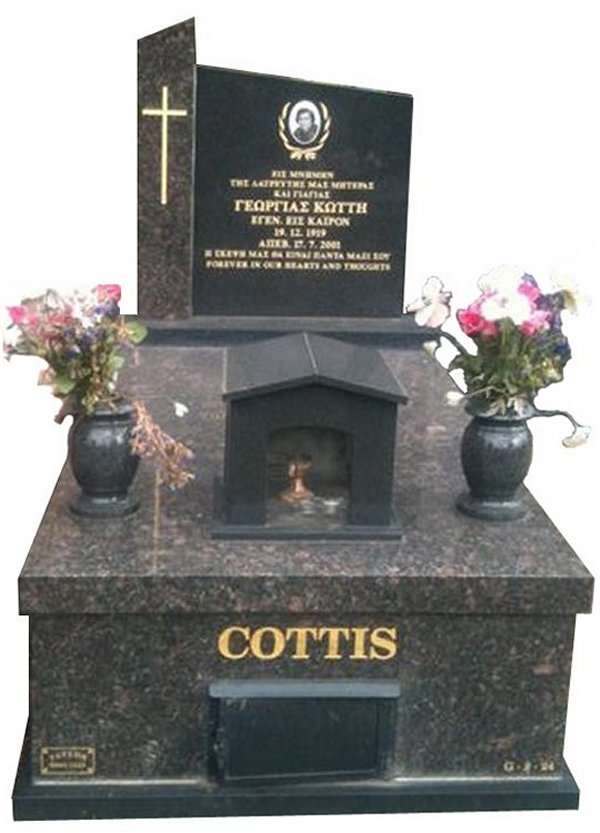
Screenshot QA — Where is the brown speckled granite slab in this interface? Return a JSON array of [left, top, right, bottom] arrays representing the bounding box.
[[138, 20, 196, 319], [28, 612, 576, 780], [18, 345, 593, 615]]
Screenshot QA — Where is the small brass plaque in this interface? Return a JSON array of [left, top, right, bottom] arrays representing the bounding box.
[[40, 746, 96, 776]]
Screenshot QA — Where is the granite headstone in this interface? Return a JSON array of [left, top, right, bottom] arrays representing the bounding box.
[[138, 19, 412, 324], [138, 19, 196, 319], [193, 66, 412, 317]]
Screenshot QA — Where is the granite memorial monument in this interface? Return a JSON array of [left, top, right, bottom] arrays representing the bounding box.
[[12, 17, 594, 822]]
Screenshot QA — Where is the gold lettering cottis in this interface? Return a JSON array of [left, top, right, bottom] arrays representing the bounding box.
[[217, 625, 398, 662]]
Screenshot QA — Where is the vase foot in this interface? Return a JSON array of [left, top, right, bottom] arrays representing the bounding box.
[[456, 492, 528, 522], [69, 494, 140, 518]]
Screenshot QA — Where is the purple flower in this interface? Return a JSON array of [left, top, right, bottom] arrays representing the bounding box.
[[521, 273, 539, 287], [554, 336, 571, 359], [537, 291, 565, 314], [78, 330, 101, 349], [93, 300, 120, 319], [536, 291, 566, 332]]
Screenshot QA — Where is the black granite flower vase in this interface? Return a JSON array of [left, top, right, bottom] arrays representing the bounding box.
[[68, 401, 140, 517], [456, 404, 533, 521]]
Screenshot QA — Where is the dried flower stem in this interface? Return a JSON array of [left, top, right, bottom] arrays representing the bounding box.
[[130, 400, 195, 490], [153, 469, 162, 545]]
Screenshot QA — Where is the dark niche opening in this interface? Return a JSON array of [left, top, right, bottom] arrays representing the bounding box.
[[266, 426, 351, 529], [209, 680, 399, 784]]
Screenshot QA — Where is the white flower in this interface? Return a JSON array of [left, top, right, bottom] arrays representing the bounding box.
[[39, 288, 66, 309], [550, 273, 587, 315], [445, 390, 464, 407], [510, 397, 533, 418], [422, 340, 439, 357], [12, 285, 55, 305], [477, 264, 524, 295], [480, 291, 531, 325], [2, 322, 16, 345], [406, 277, 452, 328], [174, 401, 189, 418], [562, 424, 591, 448]]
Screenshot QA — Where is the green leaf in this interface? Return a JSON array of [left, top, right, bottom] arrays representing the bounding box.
[[125, 321, 148, 345], [53, 375, 76, 395], [109, 355, 125, 373]]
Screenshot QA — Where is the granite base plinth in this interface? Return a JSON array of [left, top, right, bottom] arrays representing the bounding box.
[[16, 346, 593, 822], [212, 523, 404, 540], [212, 478, 403, 540], [12, 725, 579, 821], [142, 315, 440, 347]]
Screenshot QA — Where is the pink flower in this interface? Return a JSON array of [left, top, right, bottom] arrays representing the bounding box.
[[518, 279, 541, 305], [7, 306, 38, 327], [96, 284, 121, 303], [457, 300, 499, 338], [520, 309, 551, 337], [7, 306, 28, 325], [47, 311, 74, 327]]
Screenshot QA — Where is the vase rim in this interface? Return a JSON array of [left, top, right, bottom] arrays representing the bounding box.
[[77, 398, 134, 418], [465, 398, 534, 420]]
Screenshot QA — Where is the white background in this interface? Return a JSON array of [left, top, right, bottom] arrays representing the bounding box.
[[0, 0, 598, 831]]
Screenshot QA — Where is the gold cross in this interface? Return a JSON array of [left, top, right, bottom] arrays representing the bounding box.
[[142, 85, 188, 205]]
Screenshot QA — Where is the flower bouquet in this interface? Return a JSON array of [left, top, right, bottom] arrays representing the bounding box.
[[407, 266, 589, 520], [5, 284, 145, 417], [4, 286, 193, 516]]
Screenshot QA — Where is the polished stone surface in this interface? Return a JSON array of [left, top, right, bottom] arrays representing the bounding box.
[[224, 332, 408, 402], [138, 19, 196, 319], [221, 335, 404, 530], [142, 314, 440, 346], [28, 613, 576, 780], [19, 344, 593, 615], [18, 342, 594, 790], [192, 66, 412, 318]]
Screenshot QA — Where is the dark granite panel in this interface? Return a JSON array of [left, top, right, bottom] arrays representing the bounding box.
[[223, 332, 407, 402], [29, 613, 575, 781], [138, 19, 196, 319], [141, 314, 440, 346], [18, 346, 593, 615], [192, 67, 412, 318]]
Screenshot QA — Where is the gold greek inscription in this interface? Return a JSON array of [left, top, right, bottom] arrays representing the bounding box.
[[203, 166, 390, 277]]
